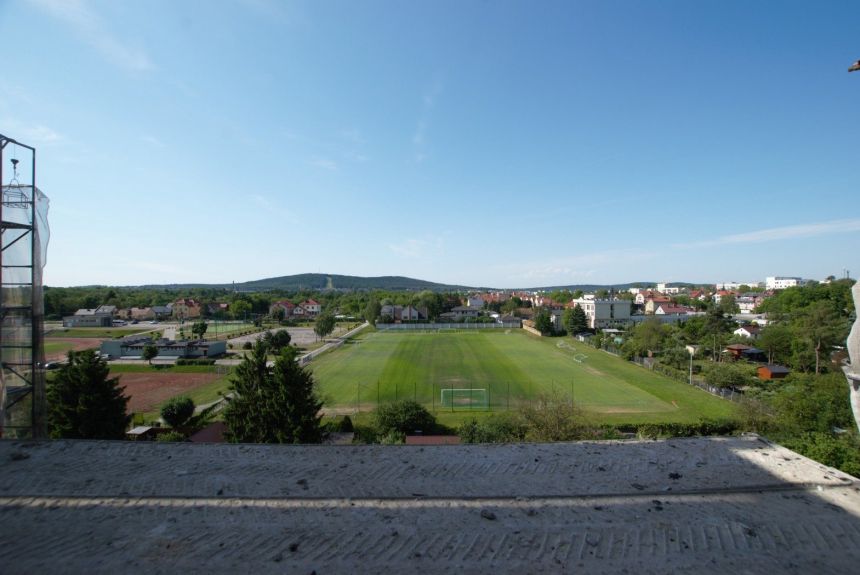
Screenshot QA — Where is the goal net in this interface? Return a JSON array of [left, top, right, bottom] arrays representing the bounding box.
[[440, 388, 489, 409]]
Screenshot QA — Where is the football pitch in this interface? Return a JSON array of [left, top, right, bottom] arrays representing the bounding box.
[[310, 330, 737, 424]]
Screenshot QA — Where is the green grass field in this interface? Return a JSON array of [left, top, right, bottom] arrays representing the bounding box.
[[44, 340, 97, 357], [310, 330, 737, 425], [46, 327, 154, 339]]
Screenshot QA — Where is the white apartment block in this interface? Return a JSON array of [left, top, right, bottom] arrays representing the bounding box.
[[716, 282, 761, 291], [765, 276, 805, 290], [656, 283, 682, 294], [572, 298, 632, 329]]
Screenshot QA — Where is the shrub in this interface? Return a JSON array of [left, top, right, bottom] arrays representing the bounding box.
[[373, 400, 436, 435], [156, 430, 187, 442], [161, 396, 195, 428], [176, 358, 216, 366], [242, 341, 252, 350], [635, 419, 738, 439], [338, 415, 354, 432], [519, 393, 586, 442], [379, 430, 406, 444], [458, 413, 527, 443]]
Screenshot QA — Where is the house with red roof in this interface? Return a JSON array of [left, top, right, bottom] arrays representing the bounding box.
[[269, 300, 296, 318], [300, 299, 321, 317]]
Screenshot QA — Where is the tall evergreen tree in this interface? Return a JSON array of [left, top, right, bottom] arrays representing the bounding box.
[[223, 343, 324, 443], [564, 306, 589, 335], [47, 350, 130, 439]]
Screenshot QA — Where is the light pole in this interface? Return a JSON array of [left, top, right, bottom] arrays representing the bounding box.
[[685, 345, 698, 386]]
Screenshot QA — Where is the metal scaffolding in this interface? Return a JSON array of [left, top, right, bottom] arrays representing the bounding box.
[[1, 134, 47, 438]]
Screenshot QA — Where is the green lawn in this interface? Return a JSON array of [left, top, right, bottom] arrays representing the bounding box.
[[310, 330, 737, 425]]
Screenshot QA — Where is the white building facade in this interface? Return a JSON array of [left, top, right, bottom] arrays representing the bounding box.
[[572, 298, 632, 329], [765, 277, 805, 290]]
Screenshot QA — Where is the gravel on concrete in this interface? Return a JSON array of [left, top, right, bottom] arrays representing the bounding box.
[[1, 435, 859, 574]]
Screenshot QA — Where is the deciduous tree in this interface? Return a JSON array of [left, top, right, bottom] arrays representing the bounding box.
[[141, 343, 158, 365], [314, 313, 336, 341]]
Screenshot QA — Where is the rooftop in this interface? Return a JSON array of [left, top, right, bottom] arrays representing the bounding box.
[[1, 435, 859, 573]]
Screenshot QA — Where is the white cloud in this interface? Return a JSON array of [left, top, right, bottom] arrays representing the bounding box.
[[411, 81, 443, 163], [495, 249, 654, 286], [675, 218, 860, 249], [21, 125, 63, 145], [141, 135, 165, 147], [388, 235, 445, 259], [412, 120, 427, 146], [29, 0, 155, 72], [308, 156, 338, 171]]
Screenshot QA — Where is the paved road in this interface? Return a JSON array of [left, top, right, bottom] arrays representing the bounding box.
[[1, 436, 859, 573]]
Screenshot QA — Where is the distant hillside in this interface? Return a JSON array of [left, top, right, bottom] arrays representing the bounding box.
[[237, 273, 476, 292], [138, 273, 478, 292]]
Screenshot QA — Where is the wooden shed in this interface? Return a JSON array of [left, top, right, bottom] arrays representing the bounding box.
[[757, 364, 791, 381]]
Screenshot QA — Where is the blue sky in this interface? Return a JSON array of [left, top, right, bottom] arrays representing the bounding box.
[[1, 0, 858, 288]]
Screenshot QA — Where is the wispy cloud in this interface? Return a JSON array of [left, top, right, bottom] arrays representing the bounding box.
[[308, 156, 338, 171], [496, 249, 654, 285], [340, 128, 366, 145], [675, 219, 860, 249], [29, 0, 155, 71], [141, 135, 165, 148], [251, 193, 298, 223], [388, 235, 446, 259], [21, 125, 63, 145], [412, 80, 443, 163]]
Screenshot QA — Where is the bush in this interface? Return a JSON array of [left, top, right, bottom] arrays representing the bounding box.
[[635, 419, 738, 439], [780, 432, 860, 478], [175, 358, 216, 366], [156, 430, 187, 442], [373, 400, 436, 435], [519, 393, 586, 442], [458, 413, 528, 443], [161, 396, 195, 428], [338, 415, 354, 433], [242, 341, 252, 350]]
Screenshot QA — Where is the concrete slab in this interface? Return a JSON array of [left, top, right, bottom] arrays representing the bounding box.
[[1, 435, 859, 573]]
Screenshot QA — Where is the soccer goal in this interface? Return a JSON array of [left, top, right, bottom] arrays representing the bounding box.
[[440, 388, 489, 409]]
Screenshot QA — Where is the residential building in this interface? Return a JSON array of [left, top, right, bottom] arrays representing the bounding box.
[[716, 282, 760, 291], [656, 283, 682, 295], [172, 298, 202, 319], [301, 300, 321, 316], [654, 304, 694, 315], [62, 308, 113, 328], [571, 298, 632, 329], [465, 296, 484, 308], [765, 276, 805, 290], [270, 300, 296, 317], [734, 325, 760, 339], [151, 305, 172, 319], [644, 296, 672, 314], [451, 306, 480, 319]]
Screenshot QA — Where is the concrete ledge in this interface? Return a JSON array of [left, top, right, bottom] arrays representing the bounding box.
[[1, 436, 859, 573]]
